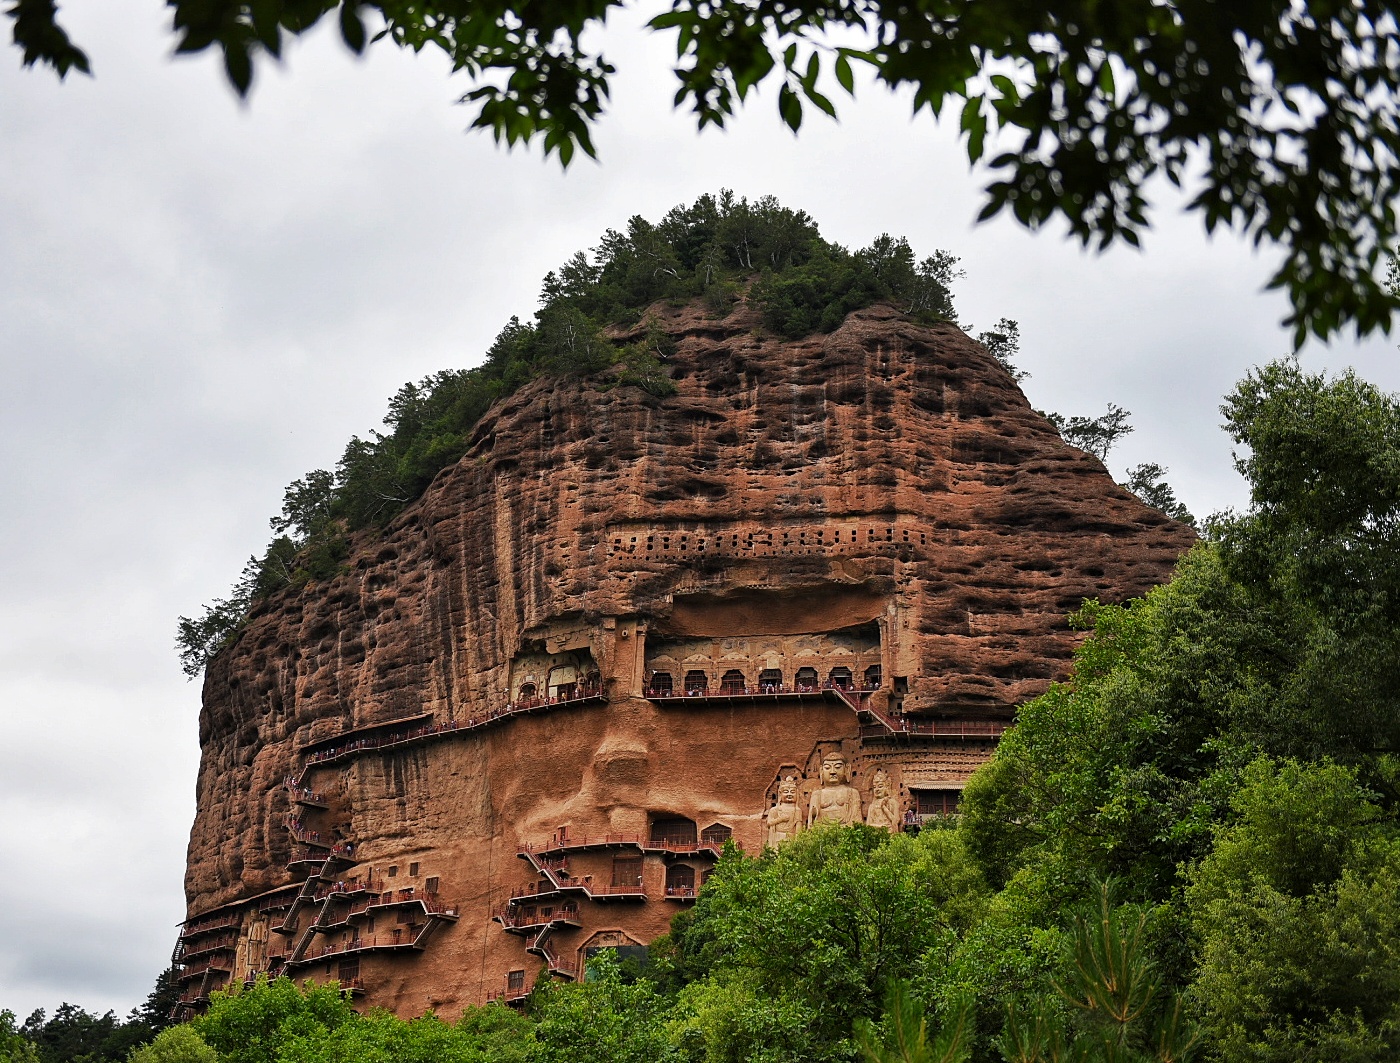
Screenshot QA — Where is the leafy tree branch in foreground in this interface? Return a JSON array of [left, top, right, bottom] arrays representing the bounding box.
[[14, 0, 1400, 343]]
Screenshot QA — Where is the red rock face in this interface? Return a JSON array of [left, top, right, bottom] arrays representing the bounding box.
[[178, 302, 1194, 1016]]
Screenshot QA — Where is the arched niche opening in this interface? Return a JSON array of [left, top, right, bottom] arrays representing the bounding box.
[[720, 669, 746, 694], [684, 670, 709, 694], [665, 864, 696, 896], [912, 788, 962, 818], [828, 666, 853, 690], [509, 646, 600, 704], [700, 823, 732, 846], [547, 663, 579, 700], [649, 671, 673, 696], [650, 815, 697, 846]]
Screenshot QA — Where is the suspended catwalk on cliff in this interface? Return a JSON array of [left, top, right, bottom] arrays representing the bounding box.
[[177, 299, 1195, 1018]]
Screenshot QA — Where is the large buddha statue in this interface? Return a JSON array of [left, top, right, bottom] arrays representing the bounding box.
[[807, 751, 862, 827], [763, 774, 805, 847], [864, 768, 900, 832]]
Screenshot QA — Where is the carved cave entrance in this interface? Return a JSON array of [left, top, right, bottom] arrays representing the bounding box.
[[650, 816, 697, 846], [508, 645, 600, 704], [611, 856, 643, 887], [665, 864, 696, 895], [700, 823, 732, 846], [913, 789, 962, 817], [643, 623, 882, 699]]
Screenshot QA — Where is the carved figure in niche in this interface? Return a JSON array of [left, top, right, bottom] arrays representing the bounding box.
[[763, 775, 804, 847], [807, 752, 862, 827], [865, 768, 900, 832]]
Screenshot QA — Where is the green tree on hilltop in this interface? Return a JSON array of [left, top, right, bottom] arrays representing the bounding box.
[[0, 1012, 38, 1063]]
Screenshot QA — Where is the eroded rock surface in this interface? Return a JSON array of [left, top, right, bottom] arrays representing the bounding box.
[[178, 302, 1194, 1016]]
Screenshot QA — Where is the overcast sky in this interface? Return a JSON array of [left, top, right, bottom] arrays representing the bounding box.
[[1, 0, 1397, 1023]]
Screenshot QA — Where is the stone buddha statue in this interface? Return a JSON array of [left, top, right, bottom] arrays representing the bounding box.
[[807, 752, 862, 827], [763, 774, 804, 847], [864, 768, 900, 832]]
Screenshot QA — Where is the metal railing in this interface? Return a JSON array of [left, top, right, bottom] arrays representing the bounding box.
[[304, 687, 606, 767], [646, 681, 879, 700], [180, 914, 241, 938]]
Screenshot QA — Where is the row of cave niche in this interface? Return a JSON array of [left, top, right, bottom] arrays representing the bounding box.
[[647, 664, 881, 696]]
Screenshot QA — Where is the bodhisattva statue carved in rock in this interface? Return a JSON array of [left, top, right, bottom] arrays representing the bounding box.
[[865, 768, 900, 832], [807, 752, 862, 827], [763, 774, 804, 847]]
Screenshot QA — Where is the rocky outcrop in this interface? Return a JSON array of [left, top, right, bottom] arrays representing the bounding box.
[[178, 300, 1193, 1016]]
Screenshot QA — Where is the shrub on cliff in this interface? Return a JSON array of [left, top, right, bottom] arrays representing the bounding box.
[[190, 977, 533, 1063], [128, 1027, 217, 1063]]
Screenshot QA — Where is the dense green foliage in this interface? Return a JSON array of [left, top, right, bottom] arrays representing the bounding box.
[[128, 1027, 218, 1063], [657, 827, 989, 1061], [948, 362, 1400, 1059], [0, 1012, 40, 1063], [176, 192, 961, 677], [189, 977, 534, 1063]]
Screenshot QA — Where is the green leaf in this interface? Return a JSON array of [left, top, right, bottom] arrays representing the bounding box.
[[959, 95, 980, 132], [223, 41, 253, 95], [1097, 61, 1115, 96], [835, 52, 854, 94], [339, 2, 367, 54], [647, 10, 688, 29], [778, 82, 802, 130], [249, 0, 283, 55], [964, 108, 987, 162], [805, 84, 836, 117]]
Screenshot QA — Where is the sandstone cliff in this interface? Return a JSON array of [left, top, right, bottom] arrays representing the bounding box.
[[178, 300, 1193, 1015]]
